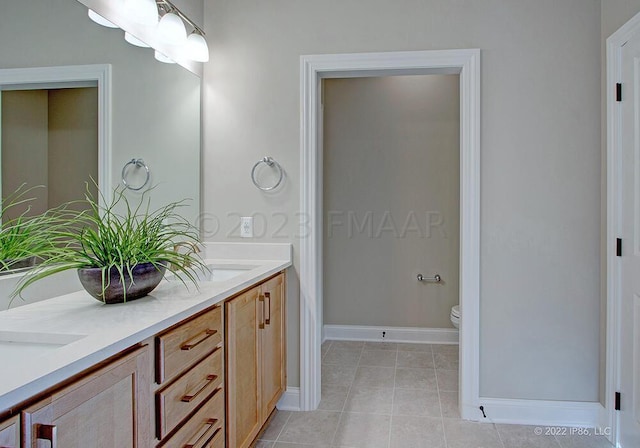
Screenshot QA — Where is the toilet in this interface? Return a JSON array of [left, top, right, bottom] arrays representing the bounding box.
[[450, 305, 460, 329]]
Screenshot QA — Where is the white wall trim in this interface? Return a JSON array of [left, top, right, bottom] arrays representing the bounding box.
[[299, 49, 481, 415], [324, 324, 459, 345], [277, 387, 301, 411], [0, 64, 112, 205], [605, 11, 640, 447], [476, 398, 603, 428]]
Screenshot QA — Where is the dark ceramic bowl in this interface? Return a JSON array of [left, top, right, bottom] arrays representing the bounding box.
[[77, 262, 167, 304]]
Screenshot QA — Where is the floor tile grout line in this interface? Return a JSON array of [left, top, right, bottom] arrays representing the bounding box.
[[493, 421, 507, 448], [329, 344, 363, 446], [432, 345, 450, 448], [387, 349, 398, 448], [270, 410, 294, 443]]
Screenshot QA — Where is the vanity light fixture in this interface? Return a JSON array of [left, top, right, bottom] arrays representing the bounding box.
[[186, 31, 209, 62], [85, 0, 209, 64], [157, 9, 187, 45], [88, 9, 119, 29], [126, 0, 158, 26], [154, 50, 176, 64], [157, 0, 209, 61], [124, 32, 150, 48]]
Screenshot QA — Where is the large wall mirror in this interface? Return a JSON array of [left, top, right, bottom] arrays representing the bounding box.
[[0, 0, 201, 298], [0, 0, 201, 249]]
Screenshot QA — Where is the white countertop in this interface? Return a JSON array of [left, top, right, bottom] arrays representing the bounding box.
[[0, 243, 291, 413]]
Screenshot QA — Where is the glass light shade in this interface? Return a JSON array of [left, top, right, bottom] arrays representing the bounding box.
[[157, 12, 187, 45], [126, 0, 158, 26], [186, 32, 209, 62], [88, 9, 119, 29], [154, 50, 176, 64], [124, 32, 150, 48]]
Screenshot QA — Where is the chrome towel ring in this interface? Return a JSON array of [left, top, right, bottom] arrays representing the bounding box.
[[251, 156, 284, 191], [121, 158, 150, 191]]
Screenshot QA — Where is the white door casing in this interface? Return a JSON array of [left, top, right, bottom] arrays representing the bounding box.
[[299, 49, 481, 417], [607, 12, 640, 448], [619, 28, 640, 448]]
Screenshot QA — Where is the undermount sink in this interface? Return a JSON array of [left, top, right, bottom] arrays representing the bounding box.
[[193, 265, 258, 282], [0, 331, 86, 358]]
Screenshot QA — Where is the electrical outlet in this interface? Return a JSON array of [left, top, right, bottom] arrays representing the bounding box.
[[240, 216, 253, 238]]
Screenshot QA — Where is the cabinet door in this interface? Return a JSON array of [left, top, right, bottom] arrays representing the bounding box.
[[259, 273, 286, 421], [22, 346, 151, 448], [225, 287, 261, 448], [0, 415, 19, 448]]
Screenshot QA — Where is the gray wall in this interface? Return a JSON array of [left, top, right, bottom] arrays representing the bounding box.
[[203, 0, 603, 401], [1, 88, 98, 216], [323, 75, 460, 329], [1, 90, 49, 219], [48, 88, 99, 208]]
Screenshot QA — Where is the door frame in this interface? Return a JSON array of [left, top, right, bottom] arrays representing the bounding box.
[[0, 64, 112, 205], [299, 49, 481, 416], [606, 11, 640, 446]]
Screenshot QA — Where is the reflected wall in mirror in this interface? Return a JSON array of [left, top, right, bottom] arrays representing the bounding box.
[[0, 0, 201, 306], [1, 85, 98, 220]]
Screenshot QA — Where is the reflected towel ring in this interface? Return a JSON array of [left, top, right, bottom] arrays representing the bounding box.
[[121, 159, 150, 191], [251, 156, 284, 191]]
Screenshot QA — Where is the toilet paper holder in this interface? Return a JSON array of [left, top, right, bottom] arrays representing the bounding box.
[[417, 273, 442, 283]]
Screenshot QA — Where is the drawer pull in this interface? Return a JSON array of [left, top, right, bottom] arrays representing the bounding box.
[[265, 291, 271, 325], [184, 418, 221, 448], [36, 424, 57, 448], [181, 329, 217, 351], [181, 376, 218, 402]]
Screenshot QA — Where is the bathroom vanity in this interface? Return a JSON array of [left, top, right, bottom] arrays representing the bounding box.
[[0, 244, 291, 448]]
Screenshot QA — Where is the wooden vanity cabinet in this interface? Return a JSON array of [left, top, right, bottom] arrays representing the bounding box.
[[226, 273, 285, 448], [155, 304, 225, 448], [0, 415, 19, 448], [22, 345, 151, 448]]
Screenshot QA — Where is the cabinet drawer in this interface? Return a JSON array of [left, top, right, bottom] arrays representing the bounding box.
[[157, 305, 222, 384], [160, 388, 224, 448], [0, 415, 19, 448], [157, 346, 223, 439]]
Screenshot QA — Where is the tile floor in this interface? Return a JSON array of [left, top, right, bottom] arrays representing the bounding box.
[[254, 340, 614, 448]]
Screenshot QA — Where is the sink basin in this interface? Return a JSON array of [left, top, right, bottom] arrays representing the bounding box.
[[0, 331, 86, 358], [193, 265, 258, 282]]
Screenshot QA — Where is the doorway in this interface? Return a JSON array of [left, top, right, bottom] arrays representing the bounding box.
[[322, 74, 460, 335], [298, 49, 481, 417]]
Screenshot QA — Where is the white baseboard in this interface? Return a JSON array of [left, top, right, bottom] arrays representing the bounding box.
[[323, 324, 459, 344], [471, 398, 604, 428], [277, 387, 300, 411]]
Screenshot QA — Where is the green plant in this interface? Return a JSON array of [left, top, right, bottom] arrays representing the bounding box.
[[0, 185, 54, 272], [14, 184, 206, 300]]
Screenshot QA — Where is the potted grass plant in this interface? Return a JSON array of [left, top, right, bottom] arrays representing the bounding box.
[[14, 184, 206, 304], [0, 185, 53, 274]]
